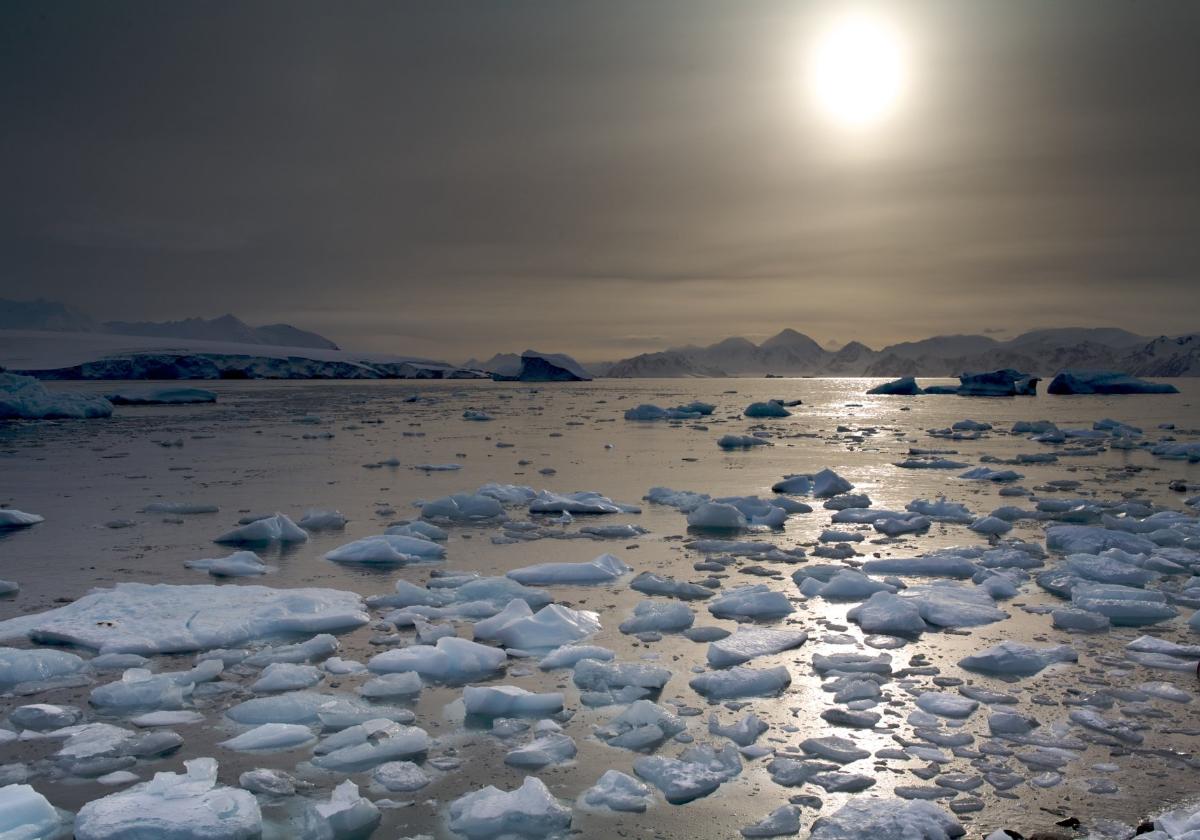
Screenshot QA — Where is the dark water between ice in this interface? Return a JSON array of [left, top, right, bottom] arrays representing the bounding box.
[[2, 377, 1199, 838]]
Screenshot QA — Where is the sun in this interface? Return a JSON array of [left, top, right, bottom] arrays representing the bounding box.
[[808, 12, 907, 128]]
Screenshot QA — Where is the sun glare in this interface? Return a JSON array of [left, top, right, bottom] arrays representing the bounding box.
[[808, 12, 907, 128]]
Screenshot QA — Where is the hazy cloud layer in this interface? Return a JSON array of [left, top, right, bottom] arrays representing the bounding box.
[[2, 1, 1198, 361]]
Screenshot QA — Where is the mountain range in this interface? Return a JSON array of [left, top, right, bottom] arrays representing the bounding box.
[[0, 299, 338, 350], [600, 327, 1200, 378]]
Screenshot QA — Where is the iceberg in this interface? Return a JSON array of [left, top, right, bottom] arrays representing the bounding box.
[[421, 492, 507, 522], [813, 468, 853, 498], [717, 434, 770, 449], [868, 376, 923, 395], [538, 644, 614, 670], [0, 582, 368, 654], [0, 783, 64, 838], [619, 600, 695, 635], [686, 502, 748, 531], [250, 662, 323, 693], [529, 491, 634, 515], [300, 781, 381, 839], [959, 640, 1077, 676], [0, 372, 112, 419], [474, 601, 601, 649], [74, 757, 261, 840], [1048, 370, 1179, 394], [106, 387, 217, 405], [744, 400, 791, 418], [310, 720, 430, 771], [373, 761, 430, 792], [708, 585, 793, 619], [630, 571, 715, 600], [956, 369, 1038, 397], [505, 732, 577, 768], [506, 552, 630, 585], [809, 798, 964, 840], [0, 647, 87, 687], [184, 551, 268, 578]]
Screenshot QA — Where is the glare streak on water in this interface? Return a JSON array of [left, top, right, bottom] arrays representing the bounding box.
[[0, 377, 1198, 838]]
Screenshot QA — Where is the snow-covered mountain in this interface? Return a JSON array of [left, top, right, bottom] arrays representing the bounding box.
[[603, 326, 1198, 377], [103, 314, 338, 350], [0, 299, 338, 350]]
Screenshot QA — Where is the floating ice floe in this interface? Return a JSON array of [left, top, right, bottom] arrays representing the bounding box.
[[299, 780, 381, 838], [506, 732, 577, 768], [0, 582, 368, 654], [368, 636, 507, 682], [0, 373, 113, 419], [218, 722, 316, 752], [297, 508, 347, 530], [580, 769, 653, 812], [959, 640, 1077, 676], [213, 513, 307, 545], [708, 585, 793, 620], [106, 387, 217, 405], [630, 571, 714, 600], [744, 400, 791, 418], [633, 743, 742, 804], [718, 434, 770, 449], [73, 757, 261, 840], [0, 509, 44, 528], [808, 798, 963, 840], [689, 665, 791, 699], [311, 720, 430, 771], [474, 601, 601, 649], [506, 552, 630, 585], [529, 490, 638, 515], [624, 403, 711, 421], [421, 492, 507, 523], [706, 628, 808, 667], [595, 700, 686, 750], [0, 783, 65, 838], [1047, 370, 1179, 395], [464, 685, 564, 717], [324, 533, 446, 565], [619, 600, 695, 635], [448, 776, 572, 839], [184, 550, 268, 577], [538, 644, 614, 670]]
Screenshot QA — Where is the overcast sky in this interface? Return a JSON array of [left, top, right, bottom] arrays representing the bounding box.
[[2, 1, 1198, 361]]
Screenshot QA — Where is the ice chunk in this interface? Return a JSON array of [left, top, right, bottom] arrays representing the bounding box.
[[368, 636, 507, 682], [538, 644, 614, 670], [238, 768, 296, 796], [906, 498, 974, 524], [690, 665, 790, 699], [0, 783, 63, 838], [448, 776, 572, 839], [898, 585, 1006, 628], [959, 640, 1077, 676], [421, 492, 507, 522], [1045, 525, 1157, 556], [0, 583, 367, 655], [707, 628, 807, 667], [219, 723, 316, 752], [744, 400, 791, 418], [633, 743, 742, 804], [809, 798, 964, 840], [10, 703, 82, 731], [573, 659, 670, 692], [742, 805, 803, 837], [324, 534, 446, 565], [619, 601, 695, 635], [464, 685, 564, 717], [359, 671, 422, 699], [297, 509, 347, 531], [718, 434, 770, 449], [708, 585, 793, 620], [74, 757, 261, 840], [506, 553, 630, 585], [848, 592, 926, 635], [915, 692, 978, 719], [91, 668, 187, 711], [581, 770, 652, 813], [505, 732, 577, 768], [709, 712, 768, 746], [813, 469, 853, 498], [373, 760, 430, 792], [474, 602, 601, 650], [300, 780, 380, 839], [213, 513, 307, 545], [0, 509, 44, 528], [0, 373, 113, 419], [0, 647, 87, 687], [595, 700, 685, 750], [529, 490, 634, 515], [184, 551, 268, 578], [311, 720, 430, 771], [630, 571, 714, 600], [250, 662, 322, 693], [687, 502, 748, 531]]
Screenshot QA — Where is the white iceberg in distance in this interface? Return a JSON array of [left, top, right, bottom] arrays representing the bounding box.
[[213, 513, 307, 545], [0, 373, 112, 419]]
